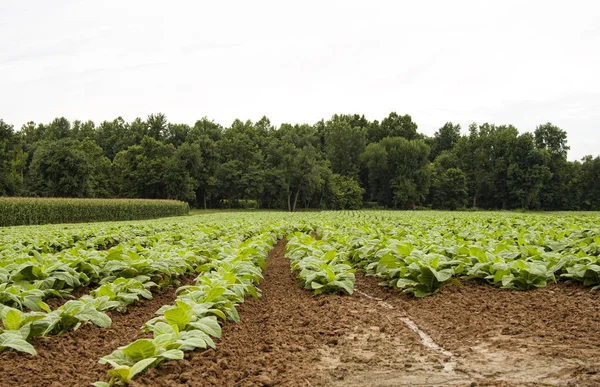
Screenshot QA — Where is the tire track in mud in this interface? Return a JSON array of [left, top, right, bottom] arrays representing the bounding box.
[[356, 275, 600, 386], [0, 276, 196, 387], [354, 287, 458, 374]]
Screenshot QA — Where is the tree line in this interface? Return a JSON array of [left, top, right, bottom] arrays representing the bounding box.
[[0, 113, 598, 211]]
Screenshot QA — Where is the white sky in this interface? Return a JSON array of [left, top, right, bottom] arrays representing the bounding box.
[[1, 0, 599, 160]]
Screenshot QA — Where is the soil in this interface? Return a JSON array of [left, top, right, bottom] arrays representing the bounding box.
[[2, 242, 600, 386]]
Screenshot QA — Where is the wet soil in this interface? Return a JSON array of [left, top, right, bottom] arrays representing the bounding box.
[[3, 242, 600, 386], [352, 277, 600, 386]]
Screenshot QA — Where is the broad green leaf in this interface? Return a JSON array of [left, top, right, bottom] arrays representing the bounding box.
[[188, 316, 222, 338], [0, 332, 37, 355], [4, 309, 23, 331], [159, 349, 184, 360], [122, 339, 156, 361], [164, 307, 191, 330]]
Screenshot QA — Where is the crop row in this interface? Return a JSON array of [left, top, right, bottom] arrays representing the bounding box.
[[298, 212, 600, 297], [94, 225, 284, 385]]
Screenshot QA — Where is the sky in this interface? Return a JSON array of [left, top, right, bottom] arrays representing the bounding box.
[[1, 0, 599, 160]]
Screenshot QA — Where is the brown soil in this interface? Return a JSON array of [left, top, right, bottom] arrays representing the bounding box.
[[0, 277, 195, 387], [3, 242, 600, 387]]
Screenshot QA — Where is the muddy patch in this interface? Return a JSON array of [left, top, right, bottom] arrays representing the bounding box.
[[359, 276, 600, 386]]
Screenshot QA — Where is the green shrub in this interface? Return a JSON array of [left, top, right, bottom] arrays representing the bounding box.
[[0, 197, 189, 226]]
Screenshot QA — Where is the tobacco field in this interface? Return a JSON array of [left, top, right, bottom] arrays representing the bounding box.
[[1, 211, 600, 386]]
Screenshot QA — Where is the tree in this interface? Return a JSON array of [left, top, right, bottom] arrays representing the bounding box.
[[361, 142, 390, 205], [0, 120, 24, 195], [323, 115, 367, 179], [165, 142, 202, 202], [164, 123, 190, 148], [535, 123, 569, 158], [95, 117, 131, 160], [579, 156, 600, 210], [146, 113, 168, 141], [25, 138, 111, 197], [507, 133, 552, 210], [72, 120, 96, 141], [43, 117, 72, 141], [215, 160, 244, 204], [429, 151, 467, 209], [216, 119, 266, 206], [534, 123, 570, 209], [1, 112, 595, 212], [361, 137, 431, 208], [324, 174, 364, 209], [113, 136, 175, 198], [431, 122, 461, 160], [378, 112, 419, 141], [268, 124, 329, 211], [187, 118, 223, 208]]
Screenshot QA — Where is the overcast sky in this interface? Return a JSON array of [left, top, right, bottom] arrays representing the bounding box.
[[1, 0, 598, 160]]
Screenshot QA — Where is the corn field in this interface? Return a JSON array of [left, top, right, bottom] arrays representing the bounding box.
[[0, 197, 189, 227]]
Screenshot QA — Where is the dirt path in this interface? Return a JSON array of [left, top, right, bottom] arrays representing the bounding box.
[[0, 277, 195, 387]]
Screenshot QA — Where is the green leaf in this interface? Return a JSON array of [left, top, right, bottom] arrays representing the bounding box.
[[188, 316, 222, 338], [4, 309, 23, 331], [205, 286, 226, 302], [323, 250, 336, 261], [0, 332, 37, 355], [97, 284, 116, 299], [130, 357, 158, 379], [152, 322, 176, 337], [397, 243, 413, 256], [108, 366, 131, 383], [164, 307, 191, 330], [331, 280, 354, 295], [432, 268, 453, 283], [413, 290, 433, 298], [76, 309, 112, 328], [159, 349, 184, 360], [208, 308, 227, 321], [122, 339, 157, 361], [37, 301, 51, 313]]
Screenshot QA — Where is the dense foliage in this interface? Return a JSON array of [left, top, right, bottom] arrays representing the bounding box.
[[284, 211, 600, 297], [0, 197, 189, 226], [0, 114, 598, 210]]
